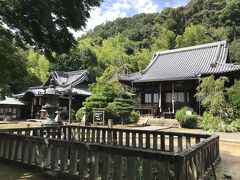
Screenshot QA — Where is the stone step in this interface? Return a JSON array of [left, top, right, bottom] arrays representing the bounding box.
[[139, 117, 180, 128]]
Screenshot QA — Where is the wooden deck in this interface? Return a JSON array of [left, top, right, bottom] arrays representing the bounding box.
[[0, 126, 220, 180]]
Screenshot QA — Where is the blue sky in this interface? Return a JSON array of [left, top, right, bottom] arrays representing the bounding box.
[[72, 0, 189, 37]]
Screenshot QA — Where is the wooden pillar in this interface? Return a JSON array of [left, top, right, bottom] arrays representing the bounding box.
[[31, 97, 34, 118], [68, 85, 73, 124], [159, 83, 162, 113], [102, 110, 105, 125], [172, 82, 175, 113], [3, 105, 6, 121], [68, 96, 72, 124]]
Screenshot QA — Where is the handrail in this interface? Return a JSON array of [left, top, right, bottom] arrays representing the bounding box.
[[1, 125, 211, 138]]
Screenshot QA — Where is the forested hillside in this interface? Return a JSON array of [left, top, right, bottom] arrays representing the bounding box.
[[1, 0, 240, 94], [53, 0, 240, 77]]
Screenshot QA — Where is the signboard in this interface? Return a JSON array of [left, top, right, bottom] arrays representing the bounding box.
[[92, 108, 105, 125], [94, 112, 103, 122]]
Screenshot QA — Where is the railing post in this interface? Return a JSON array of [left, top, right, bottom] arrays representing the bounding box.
[[132, 132, 136, 148], [161, 134, 165, 151], [169, 135, 174, 152], [91, 129, 96, 143], [43, 139, 50, 168], [146, 132, 150, 149], [79, 143, 89, 179], [127, 157, 136, 180], [142, 158, 152, 180], [107, 129, 112, 144], [102, 129, 106, 144], [126, 131, 130, 147], [153, 133, 157, 150], [186, 135, 191, 148], [14, 137, 21, 161], [96, 129, 100, 143], [101, 153, 111, 180], [113, 154, 123, 180], [50, 142, 58, 170], [174, 156, 186, 180], [28, 138, 36, 164], [90, 150, 99, 179], [60, 145, 68, 171], [113, 130, 117, 145], [119, 131, 123, 146], [69, 144, 78, 174], [178, 135, 183, 152], [86, 128, 90, 142], [139, 132, 143, 148]]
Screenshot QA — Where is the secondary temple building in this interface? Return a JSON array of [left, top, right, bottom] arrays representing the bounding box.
[[120, 41, 240, 117], [0, 89, 24, 120], [18, 70, 92, 119]]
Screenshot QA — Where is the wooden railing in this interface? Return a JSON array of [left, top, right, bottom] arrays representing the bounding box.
[[0, 126, 220, 180], [3, 126, 211, 152]]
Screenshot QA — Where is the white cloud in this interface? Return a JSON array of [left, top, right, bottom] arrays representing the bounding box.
[[172, 0, 188, 8], [164, 2, 170, 7], [72, 0, 159, 38], [133, 0, 159, 14]]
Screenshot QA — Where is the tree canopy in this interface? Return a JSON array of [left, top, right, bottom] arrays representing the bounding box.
[[0, 0, 102, 58], [2, 0, 240, 95]]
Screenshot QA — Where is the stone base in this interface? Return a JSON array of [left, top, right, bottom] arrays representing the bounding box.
[[42, 120, 60, 127]]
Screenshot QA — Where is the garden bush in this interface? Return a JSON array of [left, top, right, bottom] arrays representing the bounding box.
[[176, 107, 198, 128], [129, 111, 140, 124], [75, 107, 85, 121], [201, 112, 237, 132], [231, 119, 240, 131]]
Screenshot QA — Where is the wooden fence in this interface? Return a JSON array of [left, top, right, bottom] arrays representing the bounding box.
[[0, 126, 220, 180]]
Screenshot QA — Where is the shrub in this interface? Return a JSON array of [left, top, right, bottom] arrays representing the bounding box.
[[201, 112, 237, 132], [75, 107, 86, 121], [176, 107, 198, 128], [231, 119, 240, 131], [107, 97, 134, 124], [129, 111, 140, 124]]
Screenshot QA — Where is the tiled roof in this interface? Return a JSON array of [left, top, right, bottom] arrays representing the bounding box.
[[24, 70, 92, 96], [0, 96, 24, 105], [43, 70, 90, 87], [120, 41, 240, 82]]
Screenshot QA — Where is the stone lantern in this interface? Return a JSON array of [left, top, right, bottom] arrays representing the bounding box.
[[42, 79, 61, 127]]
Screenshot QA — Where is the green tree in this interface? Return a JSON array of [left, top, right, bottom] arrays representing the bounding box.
[[176, 25, 213, 48], [196, 75, 232, 120], [27, 49, 50, 83], [185, 0, 226, 27], [219, 0, 240, 39], [51, 47, 99, 76], [229, 39, 240, 63], [0, 32, 38, 93], [83, 94, 107, 109], [228, 80, 240, 118], [155, 7, 185, 34], [151, 25, 176, 51], [132, 49, 151, 71], [89, 67, 122, 102], [107, 93, 134, 124], [0, 0, 102, 57], [209, 27, 232, 41]]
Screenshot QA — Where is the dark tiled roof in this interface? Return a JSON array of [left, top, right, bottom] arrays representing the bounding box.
[[43, 70, 90, 87], [120, 41, 240, 82], [25, 70, 91, 96]]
